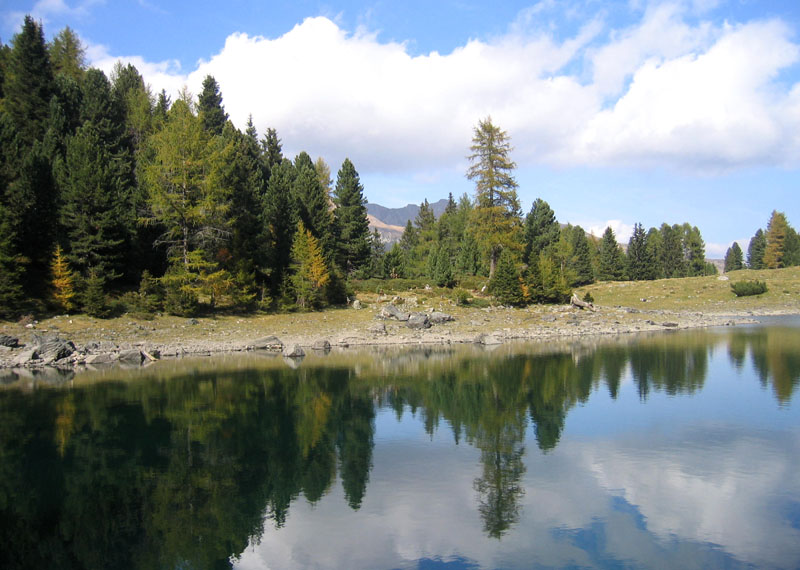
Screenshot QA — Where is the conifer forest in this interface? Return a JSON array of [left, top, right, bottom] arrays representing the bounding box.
[[1, 17, 799, 319]]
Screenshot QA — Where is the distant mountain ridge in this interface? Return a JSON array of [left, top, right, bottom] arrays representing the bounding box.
[[366, 199, 450, 228]]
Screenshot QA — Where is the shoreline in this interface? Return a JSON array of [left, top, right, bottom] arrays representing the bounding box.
[[2, 301, 797, 373]]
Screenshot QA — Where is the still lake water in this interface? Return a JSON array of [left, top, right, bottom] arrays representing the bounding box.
[[1, 320, 799, 569]]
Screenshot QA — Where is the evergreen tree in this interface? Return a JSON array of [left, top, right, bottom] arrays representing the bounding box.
[[763, 210, 790, 269], [523, 198, 560, 264], [5, 16, 54, 145], [333, 158, 370, 275], [289, 221, 330, 310], [293, 151, 335, 259], [681, 224, 707, 277], [724, 242, 744, 272], [154, 89, 171, 124], [568, 225, 594, 286], [0, 204, 25, 317], [262, 159, 297, 296], [645, 227, 663, 278], [432, 244, 456, 288], [365, 229, 385, 279], [659, 223, 686, 278], [627, 222, 655, 280], [197, 75, 228, 136], [747, 228, 766, 269], [49, 26, 86, 82], [261, 127, 283, 179], [466, 117, 522, 276], [784, 225, 800, 267], [83, 267, 109, 317], [383, 243, 406, 279], [489, 249, 524, 306], [597, 227, 625, 281]]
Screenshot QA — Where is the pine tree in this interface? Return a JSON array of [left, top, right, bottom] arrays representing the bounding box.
[[747, 228, 766, 269], [627, 222, 655, 280], [333, 158, 371, 275], [466, 117, 522, 276], [290, 221, 330, 310], [262, 159, 297, 294], [383, 243, 406, 279], [197, 75, 228, 136], [293, 151, 335, 259], [489, 249, 523, 306], [763, 210, 790, 269], [724, 242, 744, 272], [597, 227, 625, 281], [83, 267, 109, 317], [682, 224, 707, 277], [50, 244, 77, 311], [432, 244, 455, 288], [659, 223, 686, 278], [260, 127, 283, 179]]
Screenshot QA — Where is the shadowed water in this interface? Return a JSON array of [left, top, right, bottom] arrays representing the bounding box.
[[1, 321, 799, 569]]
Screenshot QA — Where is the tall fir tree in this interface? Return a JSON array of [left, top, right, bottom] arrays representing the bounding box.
[[724, 242, 744, 272], [333, 158, 371, 275], [262, 159, 297, 296], [293, 151, 335, 260], [523, 198, 560, 264], [197, 75, 228, 136], [681, 224, 707, 277], [747, 228, 766, 269], [596, 227, 625, 281], [466, 117, 522, 276], [626, 222, 656, 280], [568, 225, 595, 286], [659, 223, 686, 278], [489, 249, 524, 306], [5, 16, 54, 145]]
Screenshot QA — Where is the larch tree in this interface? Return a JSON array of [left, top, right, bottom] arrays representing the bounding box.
[[49, 26, 86, 82], [466, 117, 522, 276], [290, 221, 330, 310], [763, 210, 790, 269], [50, 244, 77, 311]]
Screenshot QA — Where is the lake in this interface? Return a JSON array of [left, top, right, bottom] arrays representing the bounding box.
[[1, 320, 799, 569]]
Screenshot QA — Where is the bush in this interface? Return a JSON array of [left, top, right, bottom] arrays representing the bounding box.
[[583, 291, 594, 303], [731, 280, 768, 297]]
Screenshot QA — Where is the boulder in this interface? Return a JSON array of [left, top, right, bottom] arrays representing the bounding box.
[[0, 334, 19, 348], [406, 313, 431, 330], [85, 353, 119, 366], [12, 348, 38, 366], [474, 333, 502, 345], [118, 349, 144, 365], [251, 336, 284, 350], [283, 345, 305, 358], [662, 322, 679, 328], [31, 333, 74, 363], [352, 300, 362, 310], [379, 304, 410, 321], [428, 311, 454, 324], [312, 340, 331, 351], [368, 322, 387, 336]]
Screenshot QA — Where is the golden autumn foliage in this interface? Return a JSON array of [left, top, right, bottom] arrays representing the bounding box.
[[290, 221, 331, 309], [50, 244, 77, 311]]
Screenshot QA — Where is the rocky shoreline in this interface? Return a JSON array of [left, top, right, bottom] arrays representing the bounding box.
[[2, 300, 791, 376]]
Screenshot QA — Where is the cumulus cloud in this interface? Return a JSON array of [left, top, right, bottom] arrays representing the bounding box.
[[85, 2, 800, 176], [3, 0, 101, 33]]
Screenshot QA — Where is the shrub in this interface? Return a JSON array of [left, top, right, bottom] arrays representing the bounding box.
[[731, 280, 768, 297], [583, 291, 594, 304]]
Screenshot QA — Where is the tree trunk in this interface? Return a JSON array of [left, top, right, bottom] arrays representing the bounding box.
[[570, 293, 595, 311]]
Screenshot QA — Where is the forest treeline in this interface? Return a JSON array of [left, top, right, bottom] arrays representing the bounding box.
[[1, 18, 798, 318]]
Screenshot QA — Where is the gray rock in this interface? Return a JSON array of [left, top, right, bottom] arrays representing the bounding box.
[[542, 315, 557, 322], [251, 336, 284, 350], [352, 299, 362, 310], [312, 340, 331, 351], [283, 345, 305, 358], [368, 322, 387, 335], [379, 304, 410, 321], [12, 348, 38, 366], [0, 334, 19, 348], [406, 313, 431, 330], [31, 333, 74, 363], [118, 349, 144, 365], [474, 333, 502, 345], [662, 322, 679, 328], [85, 353, 119, 365], [428, 311, 454, 324], [186, 318, 199, 326]]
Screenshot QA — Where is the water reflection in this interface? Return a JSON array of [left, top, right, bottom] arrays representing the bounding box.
[[0, 324, 798, 569]]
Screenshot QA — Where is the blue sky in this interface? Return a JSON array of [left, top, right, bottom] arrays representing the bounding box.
[[4, 0, 800, 256]]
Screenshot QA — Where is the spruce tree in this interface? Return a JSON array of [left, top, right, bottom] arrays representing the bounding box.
[[466, 117, 522, 276], [333, 158, 371, 275], [659, 223, 686, 278], [626, 222, 655, 280], [682, 224, 707, 277], [260, 127, 283, 179], [383, 243, 406, 279], [523, 198, 560, 264], [5, 16, 54, 145], [197, 75, 228, 136], [432, 244, 455, 288], [568, 226, 594, 286], [489, 249, 523, 306], [597, 227, 625, 281], [293, 151, 335, 259], [747, 228, 766, 269], [723, 242, 744, 272], [262, 159, 297, 295]]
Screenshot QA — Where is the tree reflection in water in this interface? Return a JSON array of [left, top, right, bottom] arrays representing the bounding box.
[[0, 324, 797, 567]]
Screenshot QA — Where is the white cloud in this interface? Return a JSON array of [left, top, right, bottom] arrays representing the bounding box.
[[586, 220, 636, 242], [4, 0, 102, 33], [85, 3, 800, 177]]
